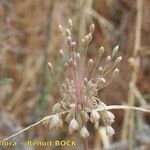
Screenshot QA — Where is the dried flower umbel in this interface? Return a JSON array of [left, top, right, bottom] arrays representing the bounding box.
[[46, 19, 122, 138]]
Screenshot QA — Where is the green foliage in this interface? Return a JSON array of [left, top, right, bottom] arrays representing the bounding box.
[[143, 93, 150, 101], [0, 77, 12, 85]]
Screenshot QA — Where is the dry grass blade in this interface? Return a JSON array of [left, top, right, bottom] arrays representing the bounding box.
[[3, 105, 150, 141]]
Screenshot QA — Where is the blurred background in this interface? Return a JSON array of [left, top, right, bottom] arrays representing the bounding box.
[[0, 0, 150, 150]]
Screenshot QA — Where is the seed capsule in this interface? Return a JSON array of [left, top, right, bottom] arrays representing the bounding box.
[[98, 77, 106, 84], [90, 109, 100, 123], [69, 118, 79, 133], [50, 114, 62, 129], [80, 126, 89, 138], [106, 126, 115, 136], [106, 111, 115, 124]]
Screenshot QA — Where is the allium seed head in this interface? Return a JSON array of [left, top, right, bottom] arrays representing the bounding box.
[[50, 19, 122, 138]]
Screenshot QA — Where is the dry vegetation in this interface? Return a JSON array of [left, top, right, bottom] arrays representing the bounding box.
[[0, 0, 150, 150]]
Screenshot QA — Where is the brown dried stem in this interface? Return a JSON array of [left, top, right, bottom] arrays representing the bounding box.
[[121, 0, 143, 150]]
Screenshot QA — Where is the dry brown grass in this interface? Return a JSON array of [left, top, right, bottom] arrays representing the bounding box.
[[0, 0, 150, 150]]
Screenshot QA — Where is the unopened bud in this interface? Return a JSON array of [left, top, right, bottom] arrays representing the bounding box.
[[112, 68, 119, 78], [76, 53, 80, 60], [68, 18, 73, 29], [88, 58, 94, 66], [98, 66, 104, 74], [58, 24, 63, 34], [106, 55, 112, 64], [99, 46, 105, 57], [66, 28, 71, 36], [90, 23, 95, 33], [48, 62, 53, 72], [112, 45, 119, 57], [81, 38, 86, 46], [59, 49, 64, 58], [67, 36, 72, 47], [114, 56, 122, 66], [84, 33, 92, 45]]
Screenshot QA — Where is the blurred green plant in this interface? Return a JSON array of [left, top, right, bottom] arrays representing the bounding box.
[[143, 93, 150, 101], [0, 77, 12, 85]]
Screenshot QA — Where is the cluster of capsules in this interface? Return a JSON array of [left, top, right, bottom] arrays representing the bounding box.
[[44, 19, 122, 138]]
